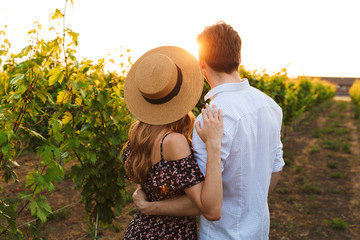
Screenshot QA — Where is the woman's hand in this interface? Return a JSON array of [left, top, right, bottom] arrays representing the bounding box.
[[195, 104, 223, 148], [186, 104, 223, 220]]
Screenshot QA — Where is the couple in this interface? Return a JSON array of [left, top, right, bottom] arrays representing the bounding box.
[[122, 21, 285, 240]]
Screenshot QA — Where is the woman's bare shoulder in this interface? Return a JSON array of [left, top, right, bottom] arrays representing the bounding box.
[[162, 132, 192, 161]]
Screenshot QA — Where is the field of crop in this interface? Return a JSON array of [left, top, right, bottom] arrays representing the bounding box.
[[2, 1, 359, 239], [1, 98, 359, 239]]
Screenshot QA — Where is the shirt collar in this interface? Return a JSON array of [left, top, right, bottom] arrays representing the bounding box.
[[204, 78, 250, 101]]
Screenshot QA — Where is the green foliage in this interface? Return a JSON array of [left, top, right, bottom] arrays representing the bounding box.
[[349, 79, 360, 119], [294, 166, 303, 174], [0, 4, 132, 237], [326, 162, 337, 169], [341, 142, 351, 153], [29, 195, 52, 223], [297, 176, 321, 194], [310, 146, 320, 154], [47, 206, 69, 221], [322, 140, 340, 151], [323, 218, 348, 230], [312, 129, 322, 138], [329, 172, 346, 179]]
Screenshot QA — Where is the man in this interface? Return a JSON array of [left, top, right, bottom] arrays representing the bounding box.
[[132, 21, 285, 239]]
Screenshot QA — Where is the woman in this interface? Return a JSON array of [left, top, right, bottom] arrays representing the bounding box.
[[122, 46, 223, 239]]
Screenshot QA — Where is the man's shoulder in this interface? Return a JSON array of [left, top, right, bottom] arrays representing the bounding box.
[[249, 86, 283, 109]]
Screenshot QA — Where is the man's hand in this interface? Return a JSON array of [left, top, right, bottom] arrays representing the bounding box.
[[132, 186, 154, 215], [132, 185, 202, 216]]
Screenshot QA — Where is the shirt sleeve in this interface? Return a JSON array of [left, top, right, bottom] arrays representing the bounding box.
[[173, 154, 205, 189], [272, 105, 285, 173], [272, 139, 285, 172], [192, 114, 233, 176]]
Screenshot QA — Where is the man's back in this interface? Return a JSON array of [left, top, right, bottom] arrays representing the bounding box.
[[192, 79, 285, 240]]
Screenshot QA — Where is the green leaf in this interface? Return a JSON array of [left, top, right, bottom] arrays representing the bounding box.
[[17, 84, 27, 94], [46, 93, 55, 104], [48, 66, 63, 86], [50, 119, 63, 142], [67, 28, 79, 46], [0, 130, 7, 145], [18, 191, 32, 199], [87, 152, 97, 164], [10, 74, 25, 85], [0, 201, 17, 219], [20, 45, 32, 56], [61, 111, 73, 125], [58, 72, 64, 84], [8, 93, 21, 101], [20, 127, 46, 141], [44, 168, 62, 183], [56, 90, 70, 104], [38, 93, 47, 104], [68, 137, 80, 148], [1, 143, 12, 156], [34, 171, 55, 192], [80, 124, 91, 132], [41, 146, 53, 164], [0, 204, 18, 232], [50, 161, 65, 178], [50, 9, 63, 20], [29, 195, 52, 223], [8, 160, 20, 168], [38, 144, 62, 165]]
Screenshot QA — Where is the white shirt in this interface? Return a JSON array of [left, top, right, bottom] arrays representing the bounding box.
[[192, 79, 285, 240]]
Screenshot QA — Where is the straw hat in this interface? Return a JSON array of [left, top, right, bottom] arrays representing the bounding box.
[[124, 46, 203, 125]]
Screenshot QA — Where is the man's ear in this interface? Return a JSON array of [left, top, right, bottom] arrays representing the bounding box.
[[199, 58, 206, 70]]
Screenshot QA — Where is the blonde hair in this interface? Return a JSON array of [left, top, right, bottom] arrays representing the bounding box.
[[121, 112, 195, 184]]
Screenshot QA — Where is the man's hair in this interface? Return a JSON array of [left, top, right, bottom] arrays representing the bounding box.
[[197, 21, 242, 73]]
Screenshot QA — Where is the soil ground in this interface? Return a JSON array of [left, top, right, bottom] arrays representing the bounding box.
[[1, 97, 359, 239], [269, 97, 360, 240]]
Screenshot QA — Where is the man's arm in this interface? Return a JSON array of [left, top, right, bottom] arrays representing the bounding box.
[[269, 106, 285, 195], [132, 187, 201, 216], [269, 169, 282, 194]]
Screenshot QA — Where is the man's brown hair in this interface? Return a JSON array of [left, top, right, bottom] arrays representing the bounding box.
[[197, 21, 242, 73]]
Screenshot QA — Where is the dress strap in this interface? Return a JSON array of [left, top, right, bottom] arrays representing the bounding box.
[[160, 132, 172, 161]]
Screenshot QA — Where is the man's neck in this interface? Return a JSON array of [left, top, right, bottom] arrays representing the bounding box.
[[208, 70, 244, 88]]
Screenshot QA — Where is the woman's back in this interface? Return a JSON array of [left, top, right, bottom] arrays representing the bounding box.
[[123, 132, 204, 239]]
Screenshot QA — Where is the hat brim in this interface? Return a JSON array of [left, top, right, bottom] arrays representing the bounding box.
[[124, 46, 203, 125]]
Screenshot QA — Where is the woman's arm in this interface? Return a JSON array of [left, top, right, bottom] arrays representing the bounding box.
[[184, 104, 223, 221], [132, 105, 223, 220], [132, 186, 201, 216]]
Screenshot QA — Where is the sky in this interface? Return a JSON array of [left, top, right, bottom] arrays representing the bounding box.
[[0, 0, 360, 78]]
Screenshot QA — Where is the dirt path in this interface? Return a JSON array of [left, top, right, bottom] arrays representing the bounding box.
[[269, 99, 360, 239], [341, 99, 360, 237]]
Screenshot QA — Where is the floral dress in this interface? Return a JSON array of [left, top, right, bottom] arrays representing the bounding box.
[[123, 133, 205, 240]]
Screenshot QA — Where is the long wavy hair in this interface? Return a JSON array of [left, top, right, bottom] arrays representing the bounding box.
[[121, 112, 195, 184]]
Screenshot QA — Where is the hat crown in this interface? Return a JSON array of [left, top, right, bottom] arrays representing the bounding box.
[[135, 54, 178, 100]]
